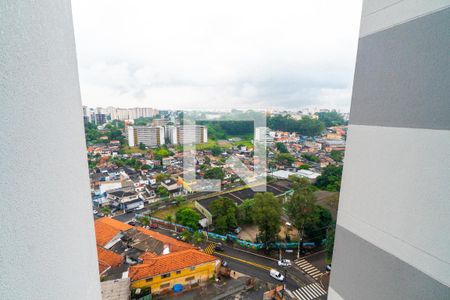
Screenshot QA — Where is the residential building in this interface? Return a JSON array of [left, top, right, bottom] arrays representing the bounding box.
[[255, 127, 274, 143], [128, 249, 218, 295], [93, 218, 215, 296], [328, 1, 450, 299], [166, 125, 208, 145], [128, 126, 165, 148]]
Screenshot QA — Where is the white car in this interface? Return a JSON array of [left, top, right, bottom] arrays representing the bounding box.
[[269, 269, 285, 281], [278, 259, 292, 267]]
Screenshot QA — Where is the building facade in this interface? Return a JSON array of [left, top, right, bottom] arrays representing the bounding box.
[[166, 125, 208, 145], [329, 1, 450, 299], [129, 249, 218, 295], [128, 126, 165, 148]]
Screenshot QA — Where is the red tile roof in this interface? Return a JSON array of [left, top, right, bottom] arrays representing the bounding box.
[[128, 249, 217, 281], [97, 246, 123, 274], [94, 217, 132, 246], [135, 227, 194, 253], [94, 218, 194, 253]]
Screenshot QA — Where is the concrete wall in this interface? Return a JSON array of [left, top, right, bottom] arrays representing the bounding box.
[[329, 1, 450, 299], [0, 1, 101, 299]]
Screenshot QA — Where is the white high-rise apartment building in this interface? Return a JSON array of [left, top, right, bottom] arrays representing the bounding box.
[[128, 126, 165, 148], [95, 107, 158, 121], [165, 125, 207, 145]]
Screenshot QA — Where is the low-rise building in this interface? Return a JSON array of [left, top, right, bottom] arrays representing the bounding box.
[[128, 249, 218, 295], [128, 126, 165, 148]]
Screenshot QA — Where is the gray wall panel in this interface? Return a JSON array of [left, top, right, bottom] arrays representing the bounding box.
[[330, 225, 450, 300], [349, 7, 450, 130]]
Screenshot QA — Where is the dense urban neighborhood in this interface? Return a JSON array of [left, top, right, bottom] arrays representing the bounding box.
[[85, 107, 347, 300]]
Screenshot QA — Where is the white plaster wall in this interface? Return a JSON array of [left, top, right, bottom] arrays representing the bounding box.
[[337, 125, 450, 286], [0, 1, 101, 299]]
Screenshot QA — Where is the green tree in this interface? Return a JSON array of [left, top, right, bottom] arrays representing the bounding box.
[[175, 208, 200, 230], [156, 173, 170, 182], [156, 186, 169, 197], [316, 111, 345, 127], [330, 150, 344, 162], [210, 144, 223, 156], [276, 153, 295, 165], [275, 142, 288, 153], [267, 115, 325, 136], [165, 215, 173, 223], [302, 153, 320, 163], [204, 167, 225, 180], [192, 231, 205, 245], [252, 193, 282, 245], [285, 177, 319, 258], [237, 199, 255, 225], [304, 205, 333, 245], [174, 196, 186, 206], [210, 197, 238, 234], [315, 165, 343, 192], [101, 206, 111, 216], [180, 230, 192, 242], [299, 164, 311, 170], [139, 142, 146, 150]]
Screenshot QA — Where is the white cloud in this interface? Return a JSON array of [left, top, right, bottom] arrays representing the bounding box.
[[72, 0, 362, 112]]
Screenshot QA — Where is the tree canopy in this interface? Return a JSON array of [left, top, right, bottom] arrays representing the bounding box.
[[268, 115, 325, 136], [210, 197, 238, 234], [252, 193, 282, 244], [204, 167, 225, 180], [316, 111, 346, 127], [285, 178, 319, 250], [276, 153, 295, 165], [329, 150, 344, 163], [275, 142, 289, 153], [302, 153, 320, 163], [237, 199, 255, 225], [156, 186, 169, 197], [304, 205, 333, 245], [315, 165, 343, 192], [175, 207, 201, 230]]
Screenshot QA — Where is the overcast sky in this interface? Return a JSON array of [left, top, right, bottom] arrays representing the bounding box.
[[72, 0, 362, 112]]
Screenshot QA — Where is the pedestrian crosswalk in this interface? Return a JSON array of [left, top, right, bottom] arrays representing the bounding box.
[[291, 283, 327, 300], [294, 258, 323, 280], [204, 242, 215, 255]]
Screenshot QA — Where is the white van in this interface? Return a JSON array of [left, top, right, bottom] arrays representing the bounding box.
[[269, 269, 285, 281]]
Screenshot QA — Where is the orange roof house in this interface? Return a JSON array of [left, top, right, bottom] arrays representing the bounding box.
[[97, 246, 124, 274], [128, 249, 217, 281], [94, 217, 194, 252], [95, 217, 132, 246]]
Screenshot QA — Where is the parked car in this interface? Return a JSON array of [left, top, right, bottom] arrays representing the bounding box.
[[150, 223, 158, 229], [214, 243, 224, 252], [221, 260, 229, 267], [326, 264, 332, 271], [269, 269, 284, 281], [128, 221, 136, 226], [93, 210, 98, 215], [278, 259, 292, 267]]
